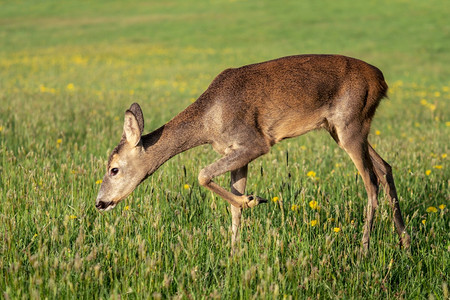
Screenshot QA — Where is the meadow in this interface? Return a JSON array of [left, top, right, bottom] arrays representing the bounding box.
[[0, 0, 449, 298]]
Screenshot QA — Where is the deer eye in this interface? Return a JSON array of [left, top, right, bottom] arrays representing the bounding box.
[[110, 168, 119, 176]]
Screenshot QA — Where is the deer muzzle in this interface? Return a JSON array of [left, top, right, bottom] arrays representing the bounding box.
[[95, 199, 116, 211]]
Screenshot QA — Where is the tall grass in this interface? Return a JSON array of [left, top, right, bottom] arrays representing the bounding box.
[[0, 0, 448, 298]]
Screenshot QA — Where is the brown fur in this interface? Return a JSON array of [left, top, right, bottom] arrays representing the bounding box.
[[96, 54, 411, 254]]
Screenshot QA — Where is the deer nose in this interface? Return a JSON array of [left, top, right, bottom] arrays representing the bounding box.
[[95, 200, 113, 210]]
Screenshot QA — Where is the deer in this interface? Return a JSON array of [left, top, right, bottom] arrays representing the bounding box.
[[95, 54, 411, 254]]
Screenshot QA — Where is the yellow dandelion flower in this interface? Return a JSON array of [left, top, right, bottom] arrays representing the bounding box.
[[351, 219, 355, 225], [66, 83, 75, 90], [425, 170, 431, 176], [426, 206, 438, 213], [33, 233, 38, 238], [69, 215, 77, 219], [442, 154, 447, 158], [433, 165, 443, 169], [333, 227, 340, 233], [446, 121, 450, 127], [272, 196, 279, 203], [310, 220, 318, 227], [421, 219, 426, 225], [57, 138, 62, 144], [300, 145, 306, 150], [96, 179, 103, 185], [434, 91, 441, 97], [420, 99, 428, 106], [307, 171, 316, 178], [439, 204, 446, 210], [375, 130, 381, 136], [183, 184, 190, 190], [309, 200, 319, 210], [124, 205, 130, 211], [291, 204, 299, 211]]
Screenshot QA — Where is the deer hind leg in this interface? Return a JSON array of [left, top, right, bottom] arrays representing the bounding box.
[[333, 122, 379, 254], [198, 146, 268, 209], [230, 165, 248, 254], [368, 144, 411, 248]]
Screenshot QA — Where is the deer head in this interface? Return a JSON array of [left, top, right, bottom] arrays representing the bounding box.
[[95, 103, 147, 211]]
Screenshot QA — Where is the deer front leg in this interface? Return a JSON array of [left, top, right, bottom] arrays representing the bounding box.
[[198, 147, 268, 209], [230, 165, 248, 253]]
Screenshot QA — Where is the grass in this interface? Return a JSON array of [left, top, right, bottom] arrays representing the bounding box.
[[0, 0, 449, 298]]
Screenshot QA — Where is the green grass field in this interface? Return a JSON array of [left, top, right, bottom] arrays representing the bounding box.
[[0, 0, 449, 298]]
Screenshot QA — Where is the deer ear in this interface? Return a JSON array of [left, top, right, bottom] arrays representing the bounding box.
[[123, 110, 142, 146], [128, 103, 144, 134]]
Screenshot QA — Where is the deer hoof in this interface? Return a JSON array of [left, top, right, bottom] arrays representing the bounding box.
[[245, 195, 268, 208], [401, 231, 411, 249]]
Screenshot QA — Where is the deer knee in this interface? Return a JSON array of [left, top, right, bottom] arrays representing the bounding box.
[[198, 169, 211, 186]]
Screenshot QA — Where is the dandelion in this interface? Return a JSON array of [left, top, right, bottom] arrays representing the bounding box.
[[310, 220, 318, 227], [309, 200, 319, 210], [420, 99, 436, 111], [446, 121, 450, 127], [66, 83, 75, 90], [425, 170, 431, 176], [124, 205, 130, 211], [333, 227, 341, 233], [96, 179, 103, 185], [434, 91, 441, 97], [272, 196, 279, 202], [300, 145, 306, 150], [433, 165, 443, 169], [183, 184, 190, 190], [439, 204, 446, 210], [57, 138, 62, 144], [291, 204, 299, 211], [33, 233, 38, 238], [375, 130, 381, 136], [351, 219, 355, 225], [421, 219, 426, 225], [426, 206, 438, 213], [442, 154, 447, 158], [307, 171, 316, 178], [69, 215, 77, 219]]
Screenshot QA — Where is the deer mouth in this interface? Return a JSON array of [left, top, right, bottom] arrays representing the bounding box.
[[95, 200, 117, 211]]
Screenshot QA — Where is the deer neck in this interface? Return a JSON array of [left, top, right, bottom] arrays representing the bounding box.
[[141, 104, 206, 175]]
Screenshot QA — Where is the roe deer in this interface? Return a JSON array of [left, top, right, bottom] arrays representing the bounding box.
[[95, 54, 411, 253]]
